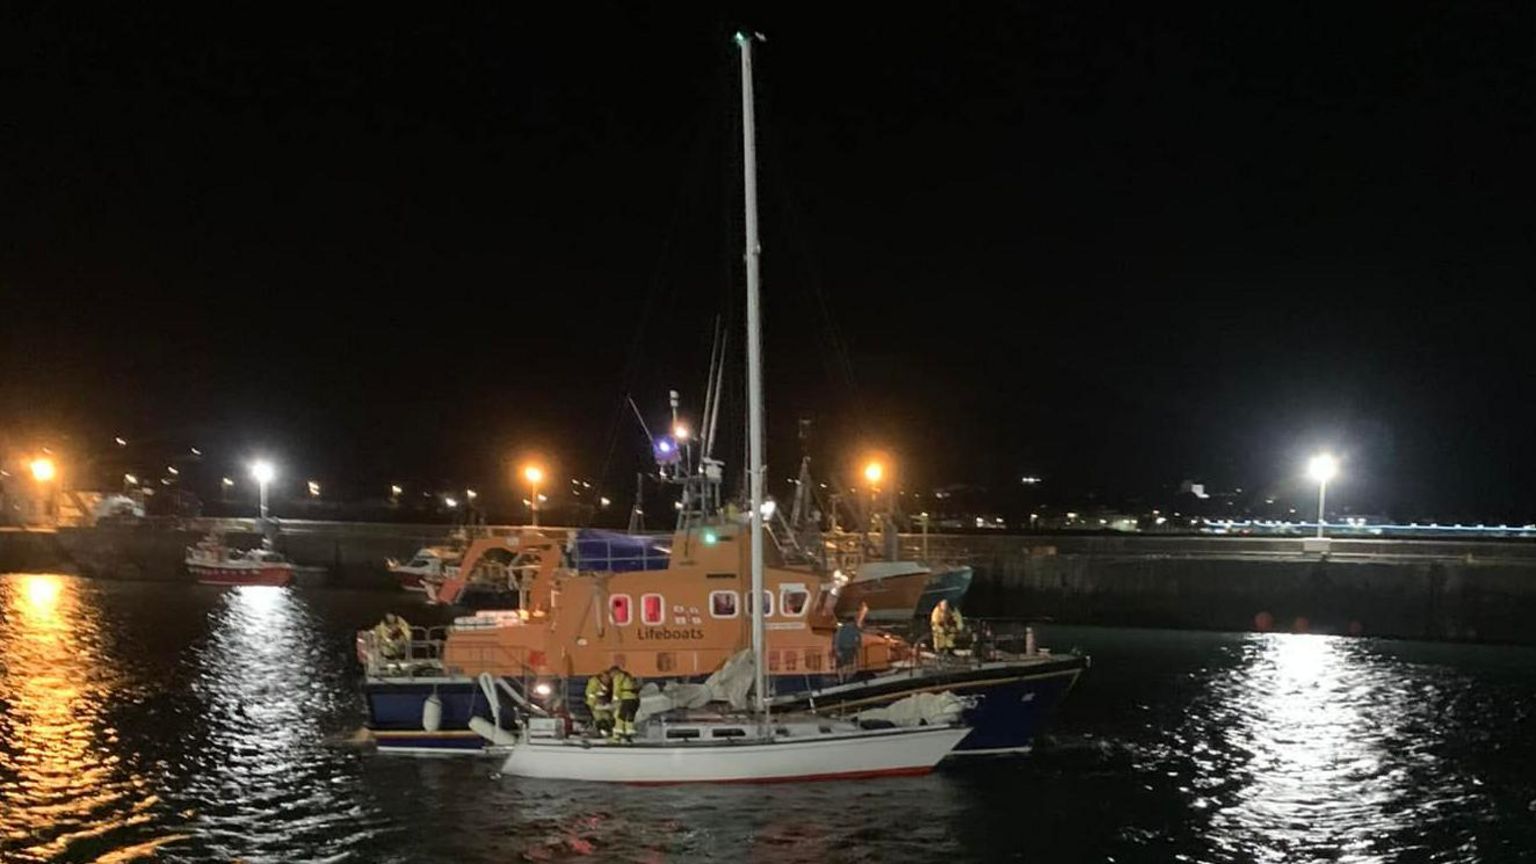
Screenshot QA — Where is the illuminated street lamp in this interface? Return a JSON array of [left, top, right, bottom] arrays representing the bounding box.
[[523, 465, 545, 526], [389, 483, 403, 500], [862, 461, 884, 487], [307, 480, 321, 498], [1307, 453, 1338, 539], [30, 458, 56, 483], [250, 460, 276, 522]]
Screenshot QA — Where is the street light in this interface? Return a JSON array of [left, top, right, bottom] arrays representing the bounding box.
[[250, 460, 276, 522], [524, 465, 545, 526], [29, 458, 56, 483], [866, 461, 890, 488], [307, 480, 321, 498], [1307, 453, 1338, 539]]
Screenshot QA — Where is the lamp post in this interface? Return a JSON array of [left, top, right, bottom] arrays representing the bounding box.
[[250, 460, 275, 523], [1307, 453, 1338, 539], [29, 457, 57, 525], [524, 465, 544, 527]]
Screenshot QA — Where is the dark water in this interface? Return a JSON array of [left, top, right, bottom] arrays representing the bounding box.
[[4, 573, 1536, 863]]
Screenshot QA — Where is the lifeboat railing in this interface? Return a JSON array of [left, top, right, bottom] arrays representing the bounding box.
[[357, 625, 453, 677]]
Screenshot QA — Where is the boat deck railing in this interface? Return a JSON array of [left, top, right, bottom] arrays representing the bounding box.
[[358, 625, 452, 677]]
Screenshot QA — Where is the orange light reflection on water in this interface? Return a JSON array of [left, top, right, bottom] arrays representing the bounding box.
[[0, 574, 166, 861]]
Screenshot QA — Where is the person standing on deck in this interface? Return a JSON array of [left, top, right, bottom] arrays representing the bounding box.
[[373, 613, 412, 661], [584, 670, 615, 738], [930, 599, 965, 654], [609, 665, 640, 742]]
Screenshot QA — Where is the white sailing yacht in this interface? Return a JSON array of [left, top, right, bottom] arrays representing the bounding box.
[[499, 32, 969, 784]]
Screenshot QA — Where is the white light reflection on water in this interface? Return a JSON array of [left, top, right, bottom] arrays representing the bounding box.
[[1184, 633, 1487, 863], [177, 585, 390, 861]]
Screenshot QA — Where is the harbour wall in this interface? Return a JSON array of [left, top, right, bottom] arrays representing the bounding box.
[[5, 523, 1536, 644]]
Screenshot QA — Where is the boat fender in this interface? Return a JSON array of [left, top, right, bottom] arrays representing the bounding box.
[[422, 693, 443, 733], [468, 716, 518, 746]]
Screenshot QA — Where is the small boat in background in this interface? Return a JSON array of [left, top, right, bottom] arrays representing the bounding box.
[[185, 533, 294, 587], [386, 545, 462, 592]]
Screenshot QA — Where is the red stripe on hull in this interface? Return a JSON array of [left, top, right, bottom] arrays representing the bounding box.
[[192, 567, 293, 587], [623, 765, 934, 786]]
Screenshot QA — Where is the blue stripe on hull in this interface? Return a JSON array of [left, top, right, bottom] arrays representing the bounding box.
[[366, 683, 507, 732], [948, 671, 1076, 752]]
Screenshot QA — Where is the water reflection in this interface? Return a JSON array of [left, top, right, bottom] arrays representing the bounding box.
[[175, 585, 391, 860], [1157, 632, 1487, 862], [0, 574, 161, 862]]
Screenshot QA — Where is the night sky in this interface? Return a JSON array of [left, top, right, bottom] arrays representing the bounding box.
[[2, 5, 1533, 520]]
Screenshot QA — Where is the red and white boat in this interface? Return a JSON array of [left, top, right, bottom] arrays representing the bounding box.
[[186, 534, 294, 587]]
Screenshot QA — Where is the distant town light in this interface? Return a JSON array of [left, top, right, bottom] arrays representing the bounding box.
[[190, 447, 202, 456], [114, 437, 127, 447], [390, 484, 403, 496], [166, 466, 179, 476], [221, 477, 234, 487], [600, 496, 612, 508], [124, 473, 139, 486], [466, 489, 478, 501], [444, 496, 459, 509], [307, 480, 321, 497], [1020, 476, 1042, 485]]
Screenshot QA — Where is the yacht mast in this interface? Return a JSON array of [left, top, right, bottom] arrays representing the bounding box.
[[736, 30, 768, 716]]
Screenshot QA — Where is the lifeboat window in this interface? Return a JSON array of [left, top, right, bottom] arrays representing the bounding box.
[[610, 594, 633, 626], [805, 650, 823, 671], [780, 584, 809, 617], [641, 593, 665, 626], [709, 590, 739, 619], [743, 590, 773, 617], [784, 650, 798, 671]]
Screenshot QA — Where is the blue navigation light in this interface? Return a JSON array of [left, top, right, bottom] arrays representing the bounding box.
[[653, 435, 681, 464]]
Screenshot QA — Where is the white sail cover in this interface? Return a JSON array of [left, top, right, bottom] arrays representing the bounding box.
[[635, 649, 756, 722], [855, 691, 967, 728]]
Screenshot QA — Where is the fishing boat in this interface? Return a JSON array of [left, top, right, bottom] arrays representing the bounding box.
[[185, 533, 294, 587], [357, 33, 1087, 763]]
